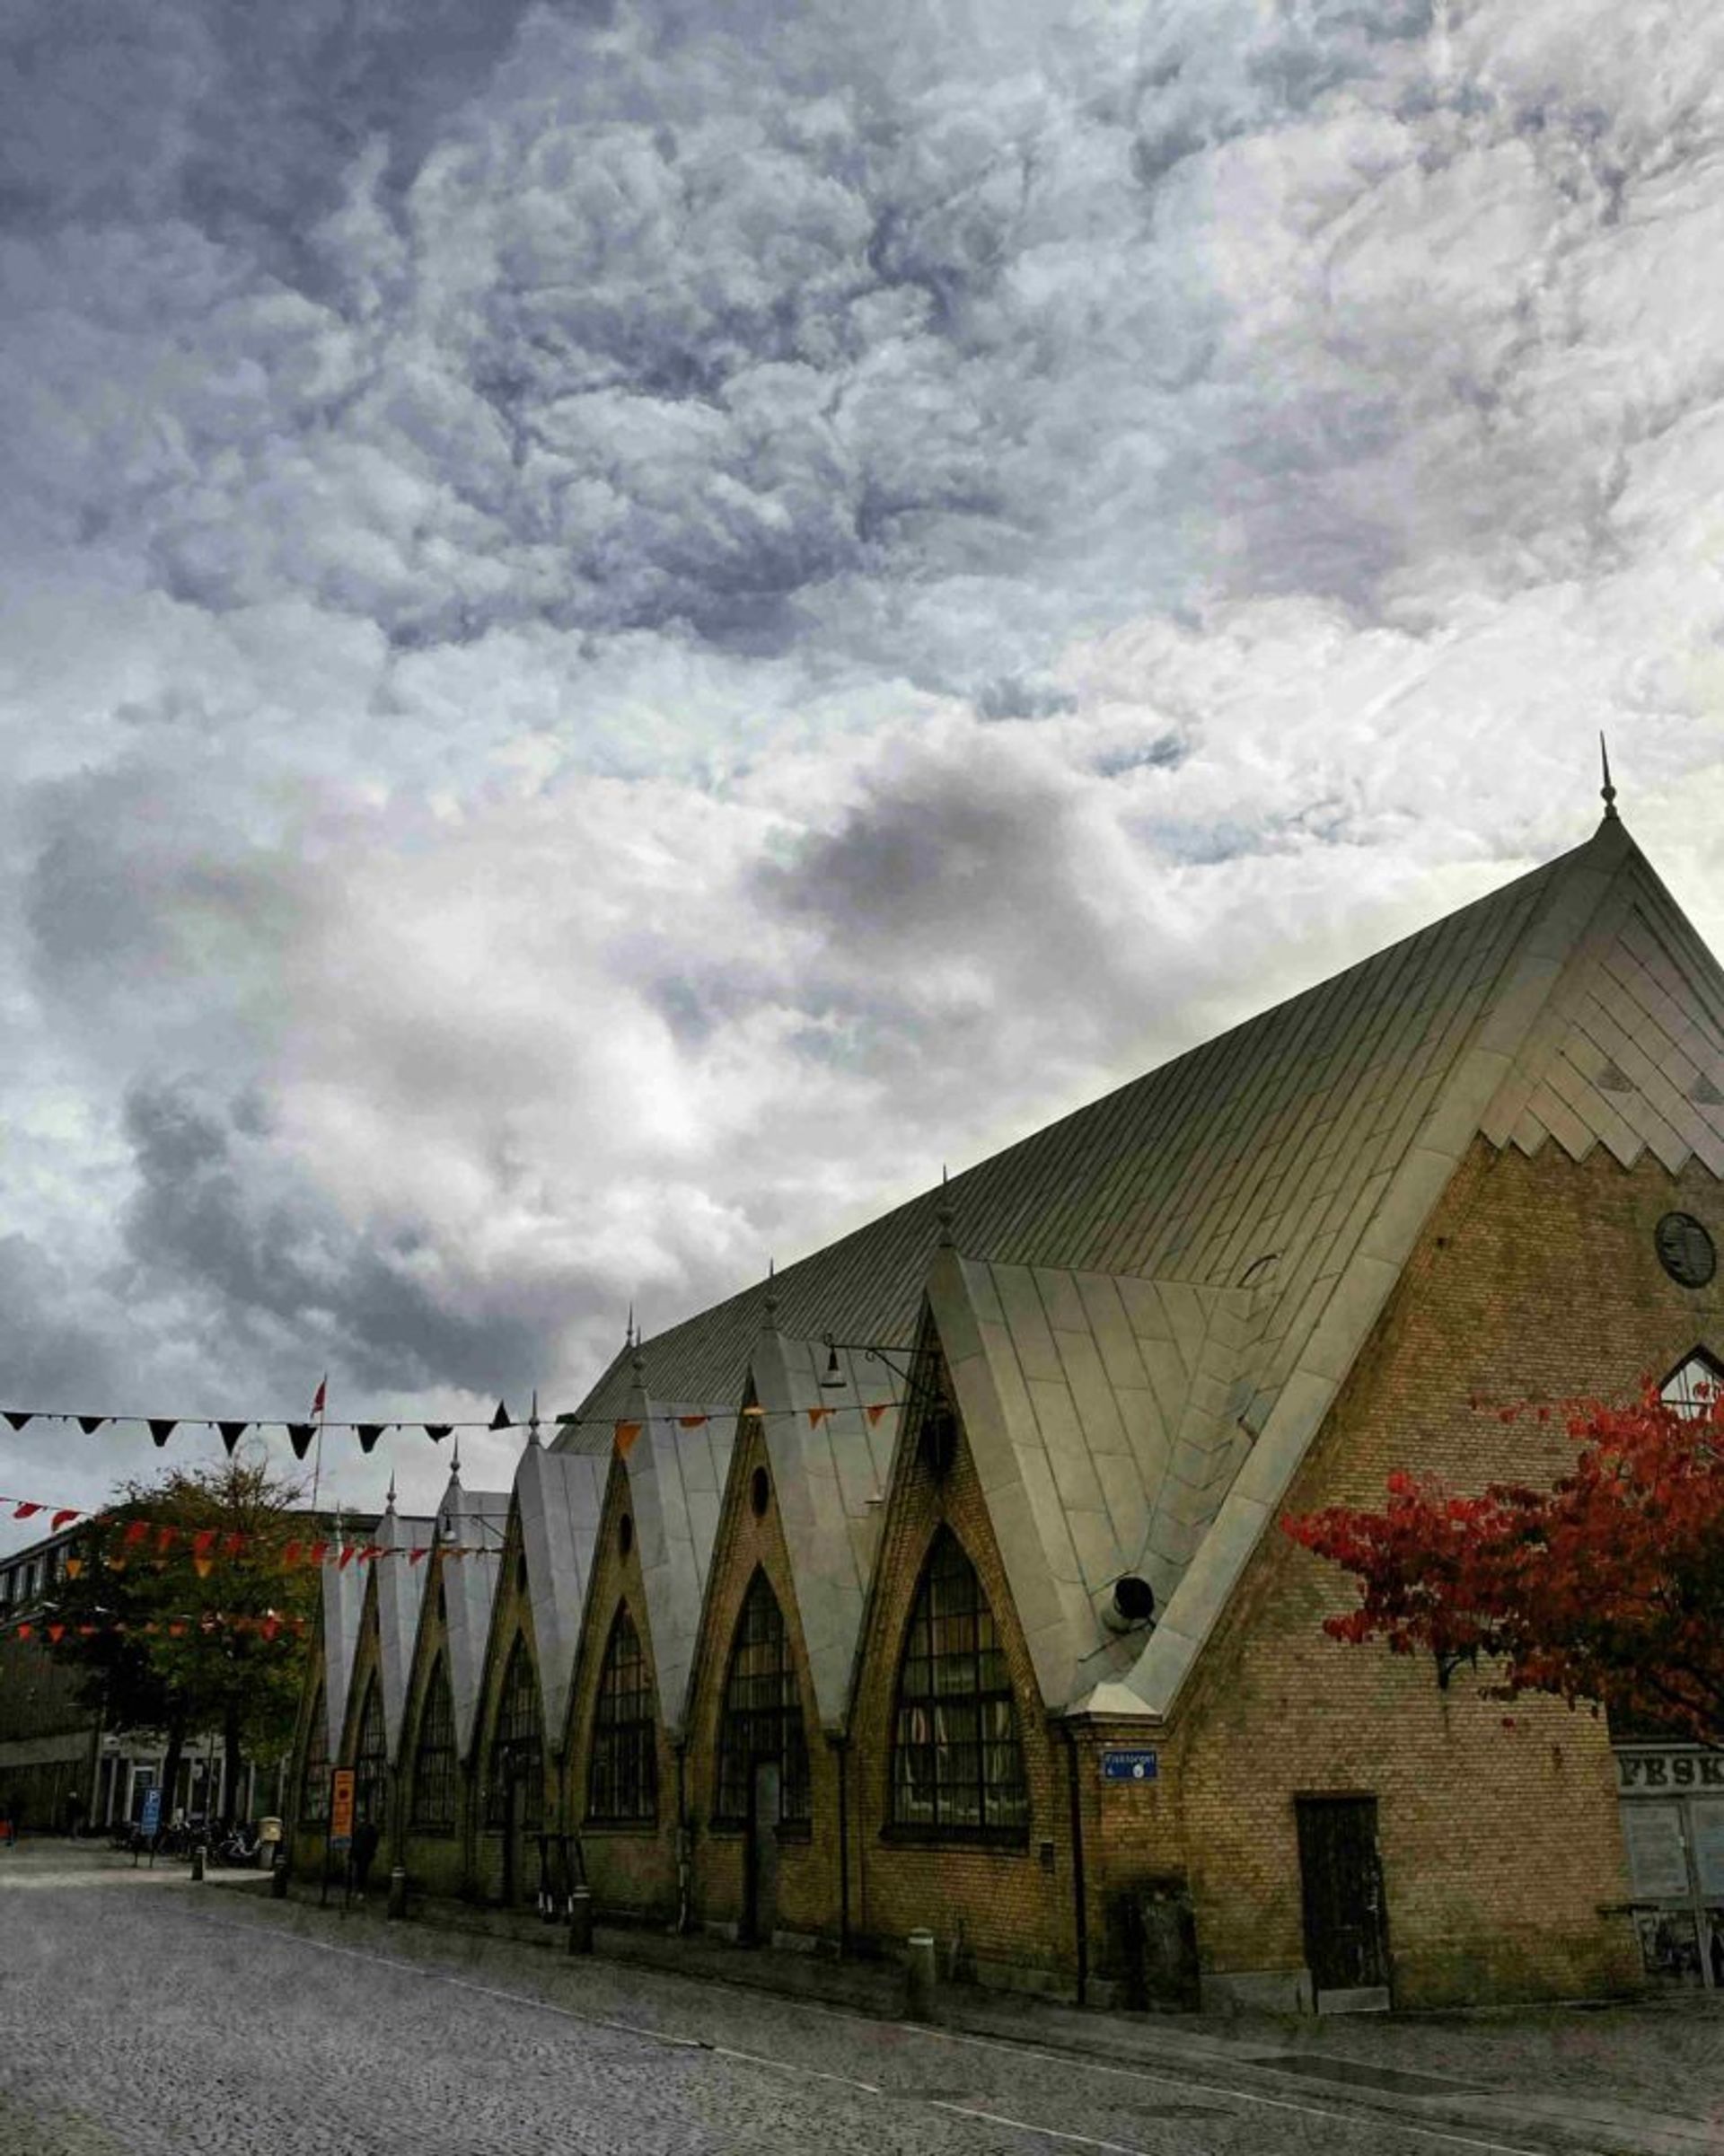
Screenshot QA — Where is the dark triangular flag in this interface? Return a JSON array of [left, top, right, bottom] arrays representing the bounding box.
[[77, 1415, 107, 1435], [217, 1421, 248, 1456], [148, 1419, 176, 1448], [4, 1411, 32, 1431], [489, 1400, 511, 1430], [286, 1423, 315, 1460], [424, 1424, 452, 1442], [356, 1424, 384, 1455]]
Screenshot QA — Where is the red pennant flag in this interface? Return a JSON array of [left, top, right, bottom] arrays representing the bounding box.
[[156, 1527, 178, 1555], [223, 1534, 245, 1561], [866, 1404, 889, 1426], [12, 1501, 41, 1520], [307, 1542, 327, 1567], [15, 1624, 31, 1641], [191, 1529, 218, 1560], [123, 1520, 150, 1547], [409, 1547, 429, 1566], [613, 1421, 644, 1456], [677, 1415, 709, 1429], [168, 1623, 186, 1638], [46, 1624, 65, 1644], [338, 1545, 357, 1571], [261, 1617, 280, 1642], [806, 1406, 832, 1428], [51, 1509, 79, 1530]]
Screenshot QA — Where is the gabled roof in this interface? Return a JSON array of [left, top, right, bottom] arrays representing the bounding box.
[[374, 1505, 436, 1760], [561, 816, 1724, 1720], [587, 1369, 734, 1736], [514, 1441, 607, 1743], [746, 1328, 901, 1731], [321, 1546, 368, 1759], [432, 1472, 509, 1756]]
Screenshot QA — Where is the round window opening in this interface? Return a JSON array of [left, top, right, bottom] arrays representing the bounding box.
[[619, 1512, 633, 1558], [749, 1465, 770, 1518], [1656, 1211, 1716, 1289]]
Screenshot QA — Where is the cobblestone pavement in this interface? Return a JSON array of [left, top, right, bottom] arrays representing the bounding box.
[[0, 1844, 1717, 2156]]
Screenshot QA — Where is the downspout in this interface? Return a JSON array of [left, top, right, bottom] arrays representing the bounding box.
[[674, 1740, 691, 1934], [1064, 1723, 1089, 2009], [835, 1734, 850, 1958]]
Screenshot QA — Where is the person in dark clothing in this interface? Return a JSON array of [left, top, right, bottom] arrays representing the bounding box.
[[349, 1816, 381, 1899]]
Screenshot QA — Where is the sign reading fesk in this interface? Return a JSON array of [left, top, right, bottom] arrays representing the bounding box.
[[329, 1769, 356, 1849]]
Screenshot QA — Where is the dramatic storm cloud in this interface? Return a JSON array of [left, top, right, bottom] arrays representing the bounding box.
[[4, 0, 1722, 1536]]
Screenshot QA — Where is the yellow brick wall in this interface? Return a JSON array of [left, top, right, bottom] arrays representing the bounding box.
[[395, 1556, 479, 1901], [468, 1518, 559, 1907], [1169, 1140, 1720, 2007]]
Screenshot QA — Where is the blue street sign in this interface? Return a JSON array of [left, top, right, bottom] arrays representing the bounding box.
[[139, 1787, 163, 1837], [1100, 1748, 1159, 1783]]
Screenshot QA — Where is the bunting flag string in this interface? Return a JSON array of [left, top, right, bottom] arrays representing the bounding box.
[[14, 1613, 310, 1645], [0, 1492, 500, 1569]]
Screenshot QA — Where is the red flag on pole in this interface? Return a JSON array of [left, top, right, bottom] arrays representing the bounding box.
[[312, 1376, 328, 1419]]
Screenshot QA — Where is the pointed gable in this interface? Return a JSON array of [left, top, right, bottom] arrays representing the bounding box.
[[747, 1329, 900, 1730], [374, 1507, 436, 1759], [321, 1548, 368, 1759], [515, 1443, 607, 1745], [435, 1474, 509, 1756]]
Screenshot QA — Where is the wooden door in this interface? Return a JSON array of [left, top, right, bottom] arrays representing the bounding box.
[[744, 1760, 781, 1945], [1296, 1795, 1390, 2008]]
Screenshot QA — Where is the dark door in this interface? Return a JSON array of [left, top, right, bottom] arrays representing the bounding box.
[[1296, 1796, 1390, 2003], [500, 1764, 519, 1906], [744, 1760, 781, 1945]]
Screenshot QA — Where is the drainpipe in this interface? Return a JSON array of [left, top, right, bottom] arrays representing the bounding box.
[[835, 1734, 850, 1958], [1064, 1724, 1089, 2008], [674, 1740, 691, 1934]]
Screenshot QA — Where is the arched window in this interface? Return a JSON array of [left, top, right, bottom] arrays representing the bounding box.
[[486, 1637, 543, 1831], [715, 1571, 810, 1826], [892, 1532, 1027, 1839], [1661, 1349, 1723, 1421], [587, 1606, 658, 1825], [300, 1686, 330, 1824], [353, 1676, 388, 1826], [411, 1656, 457, 1831]]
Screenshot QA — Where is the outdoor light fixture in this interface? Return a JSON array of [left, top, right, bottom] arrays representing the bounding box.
[[1102, 1574, 1157, 1632], [819, 1333, 947, 1416]]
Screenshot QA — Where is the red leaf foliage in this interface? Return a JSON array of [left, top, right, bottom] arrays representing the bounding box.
[[1282, 1385, 1724, 1746]]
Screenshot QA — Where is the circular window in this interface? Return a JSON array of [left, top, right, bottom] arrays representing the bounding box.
[[1656, 1211, 1716, 1289], [749, 1465, 770, 1518], [619, 1512, 633, 1558]]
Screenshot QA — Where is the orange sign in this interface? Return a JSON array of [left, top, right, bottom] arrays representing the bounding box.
[[329, 1768, 356, 1848]]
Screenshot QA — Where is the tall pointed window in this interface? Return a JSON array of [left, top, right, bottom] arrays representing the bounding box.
[[486, 1637, 544, 1831], [891, 1532, 1027, 1840], [587, 1606, 658, 1825], [1661, 1349, 1723, 1421], [353, 1676, 388, 1826], [411, 1656, 457, 1831], [715, 1571, 810, 1826], [300, 1686, 330, 1824]]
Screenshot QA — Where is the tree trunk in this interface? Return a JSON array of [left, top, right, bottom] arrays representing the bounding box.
[[223, 1701, 243, 1830], [160, 1712, 188, 1827]]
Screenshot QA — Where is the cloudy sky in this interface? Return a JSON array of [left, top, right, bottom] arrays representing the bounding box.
[[4, 0, 1722, 1544]]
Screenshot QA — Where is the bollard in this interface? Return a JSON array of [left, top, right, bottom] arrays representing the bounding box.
[[190, 1845, 206, 1883], [905, 1928, 937, 2021], [387, 1864, 409, 1920], [567, 1884, 594, 1955], [270, 1851, 289, 1899]]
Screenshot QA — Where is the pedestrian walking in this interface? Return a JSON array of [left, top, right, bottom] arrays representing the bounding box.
[[350, 1816, 381, 1901]]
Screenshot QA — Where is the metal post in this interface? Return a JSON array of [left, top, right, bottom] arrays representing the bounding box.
[[567, 1884, 594, 1954], [190, 1844, 205, 1882], [905, 1928, 937, 2020], [271, 1849, 289, 1899], [387, 1863, 409, 1920]]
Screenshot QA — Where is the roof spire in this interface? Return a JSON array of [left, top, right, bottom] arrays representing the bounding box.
[[1599, 732, 1618, 823], [763, 1256, 779, 1330], [450, 1430, 462, 1480], [526, 1388, 541, 1448], [384, 1470, 397, 1510], [625, 1300, 635, 1349], [936, 1163, 955, 1248]]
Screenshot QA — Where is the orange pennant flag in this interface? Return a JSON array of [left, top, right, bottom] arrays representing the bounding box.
[[613, 1421, 644, 1456], [281, 1541, 303, 1568], [677, 1414, 708, 1429], [156, 1526, 178, 1555], [806, 1406, 832, 1427], [307, 1542, 328, 1567], [866, 1404, 889, 1427], [168, 1623, 186, 1638], [47, 1624, 65, 1644], [63, 1556, 83, 1580], [193, 1555, 215, 1580]]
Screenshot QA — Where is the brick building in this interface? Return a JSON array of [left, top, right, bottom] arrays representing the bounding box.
[[290, 806, 1723, 2008]]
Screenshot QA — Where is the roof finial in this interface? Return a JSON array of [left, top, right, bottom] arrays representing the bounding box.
[[625, 1300, 636, 1349], [763, 1256, 779, 1329], [1599, 732, 1619, 823], [384, 1469, 397, 1510], [451, 1430, 462, 1479], [936, 1163, 955, 1247], [526, 1388, 541, 1449]]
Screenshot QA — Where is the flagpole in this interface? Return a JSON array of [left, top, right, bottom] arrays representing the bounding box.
[[309, 1377, 328, 1519]]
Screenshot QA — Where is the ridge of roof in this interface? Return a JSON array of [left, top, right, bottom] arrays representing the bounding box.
[[514, 1447, 608, 1743]]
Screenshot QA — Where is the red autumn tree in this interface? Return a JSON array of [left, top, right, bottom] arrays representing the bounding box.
[[1282, 1384, 1724, 1747]]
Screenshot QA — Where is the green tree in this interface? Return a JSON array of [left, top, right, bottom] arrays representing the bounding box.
[[46, 1457, 321, 1826]]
